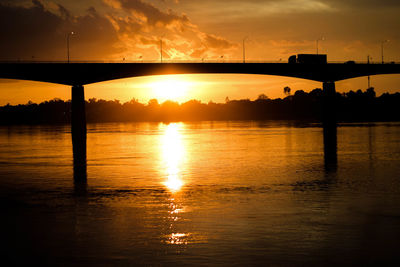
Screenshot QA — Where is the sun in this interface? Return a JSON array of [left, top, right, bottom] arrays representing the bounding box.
[[148, 76, 191, 102]]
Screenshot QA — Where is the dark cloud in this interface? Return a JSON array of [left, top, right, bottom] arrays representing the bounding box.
[[177, 0, 400, 18], [32, 0, 44, 9], [0, 1, 63, 60], [0, 0, 121, 60], [179, 0, 400, 7], [203, 34, 235, 50], [117, 0, 189, 26], [57, 3, 71, 19], [324, 0, 400, 8], [108, 14, 142, 35], [73, 7, 120, 49]]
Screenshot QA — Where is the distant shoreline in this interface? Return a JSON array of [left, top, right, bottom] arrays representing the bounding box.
[[1, 87, 399, 125]]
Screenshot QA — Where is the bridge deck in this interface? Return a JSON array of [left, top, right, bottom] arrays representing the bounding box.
[[1, 62, 400, 85]]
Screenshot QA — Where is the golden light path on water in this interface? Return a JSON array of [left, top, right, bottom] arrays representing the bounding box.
[[159, 123, 189, 245], [160, 123, 186, 193]]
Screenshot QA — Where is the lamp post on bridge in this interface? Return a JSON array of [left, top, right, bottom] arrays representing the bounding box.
[[316, 37, 324, 55], [381, 40, 389, 64], [67, 32, 75, 63], [160, 38, 163, 63], [243, 36, 248, 63], [367, 55, 371, 88], [160, 34, 166, 63]]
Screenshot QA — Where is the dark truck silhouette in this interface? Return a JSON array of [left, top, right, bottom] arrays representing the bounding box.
[[289, 54, 327, 64]]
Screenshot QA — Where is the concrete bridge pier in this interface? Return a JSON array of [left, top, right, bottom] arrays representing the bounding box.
[[71, 85, 87, 186], [322, 81, 337, 171], [322, 81, 336, 124]]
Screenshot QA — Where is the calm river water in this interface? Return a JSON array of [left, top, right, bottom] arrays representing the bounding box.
[[1, 121, 400, 266]]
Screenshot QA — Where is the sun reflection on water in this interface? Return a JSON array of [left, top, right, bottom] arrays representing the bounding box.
[[160, 123, 186, 193], [165, 199, 189, 245], [159, 123, 205, 247], [167, 233, 189, 245]]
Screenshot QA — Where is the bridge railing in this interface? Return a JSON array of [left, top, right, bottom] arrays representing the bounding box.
[[0, 59, 399, 64], [0, 59, 285, 63]]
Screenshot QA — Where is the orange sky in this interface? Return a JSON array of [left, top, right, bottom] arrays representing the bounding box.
[[0, 0, 399, 104]]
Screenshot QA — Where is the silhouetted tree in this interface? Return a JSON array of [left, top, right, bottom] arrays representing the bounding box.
[[257, 93, 269, 100], [148, 99, 159, 107], [366, 87, 376, 98], [284, 86, 291, 96], [0, 87, 399, 124]]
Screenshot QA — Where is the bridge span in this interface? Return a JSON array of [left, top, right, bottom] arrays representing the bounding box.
[[1, 62, 400, 85]]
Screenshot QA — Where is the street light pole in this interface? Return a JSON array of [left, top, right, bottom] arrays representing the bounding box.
[[316, 37, 324, 55], [367, 55, 371, 88], [160, 38, 163, 63], [159, 34, 166, 63], [67, 32, 75, 63], [243, 36, 248, 63], [381, 40, 389, 64]]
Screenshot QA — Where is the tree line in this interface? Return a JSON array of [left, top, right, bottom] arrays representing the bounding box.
[[0, 87, 399, 124]]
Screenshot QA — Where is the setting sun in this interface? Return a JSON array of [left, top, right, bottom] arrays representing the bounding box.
[[148, 76, 192, 103]]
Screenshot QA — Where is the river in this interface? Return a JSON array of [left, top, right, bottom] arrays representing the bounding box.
[[1, 121, 400, 265]]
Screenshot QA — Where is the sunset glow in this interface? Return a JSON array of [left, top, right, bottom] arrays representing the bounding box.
[[148, 76, 192, 103]]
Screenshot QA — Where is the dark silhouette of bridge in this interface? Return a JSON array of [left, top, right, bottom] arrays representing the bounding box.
[[1, 61, 400, 183], [1, 62, 400, 85]]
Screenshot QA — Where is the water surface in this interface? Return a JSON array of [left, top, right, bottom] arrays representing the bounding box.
[[1, 121, 400, 265]]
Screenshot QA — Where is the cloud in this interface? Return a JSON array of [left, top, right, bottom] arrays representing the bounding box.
[[102, 0, 237, 59], [103, 0, 121, 9], [176, 0, 400, 25], [0, 1, 63, 59], [104, 0, 189, 26], [0, 1, 122, 60], [177, 0, 335, 19], [322, 0, 400, 8], [202, 33, 236, 50], [0, 0, 239, 61], [57, 3, 71, 19]]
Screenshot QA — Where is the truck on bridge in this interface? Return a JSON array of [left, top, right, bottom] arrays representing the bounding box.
[[288, 54, 327, 64]]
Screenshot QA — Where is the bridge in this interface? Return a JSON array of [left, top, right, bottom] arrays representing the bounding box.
[[2, 61, 399, 119], [1, 62, 400, 84], [1, 61, 400, 181], [2, 61, 399, 122]]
